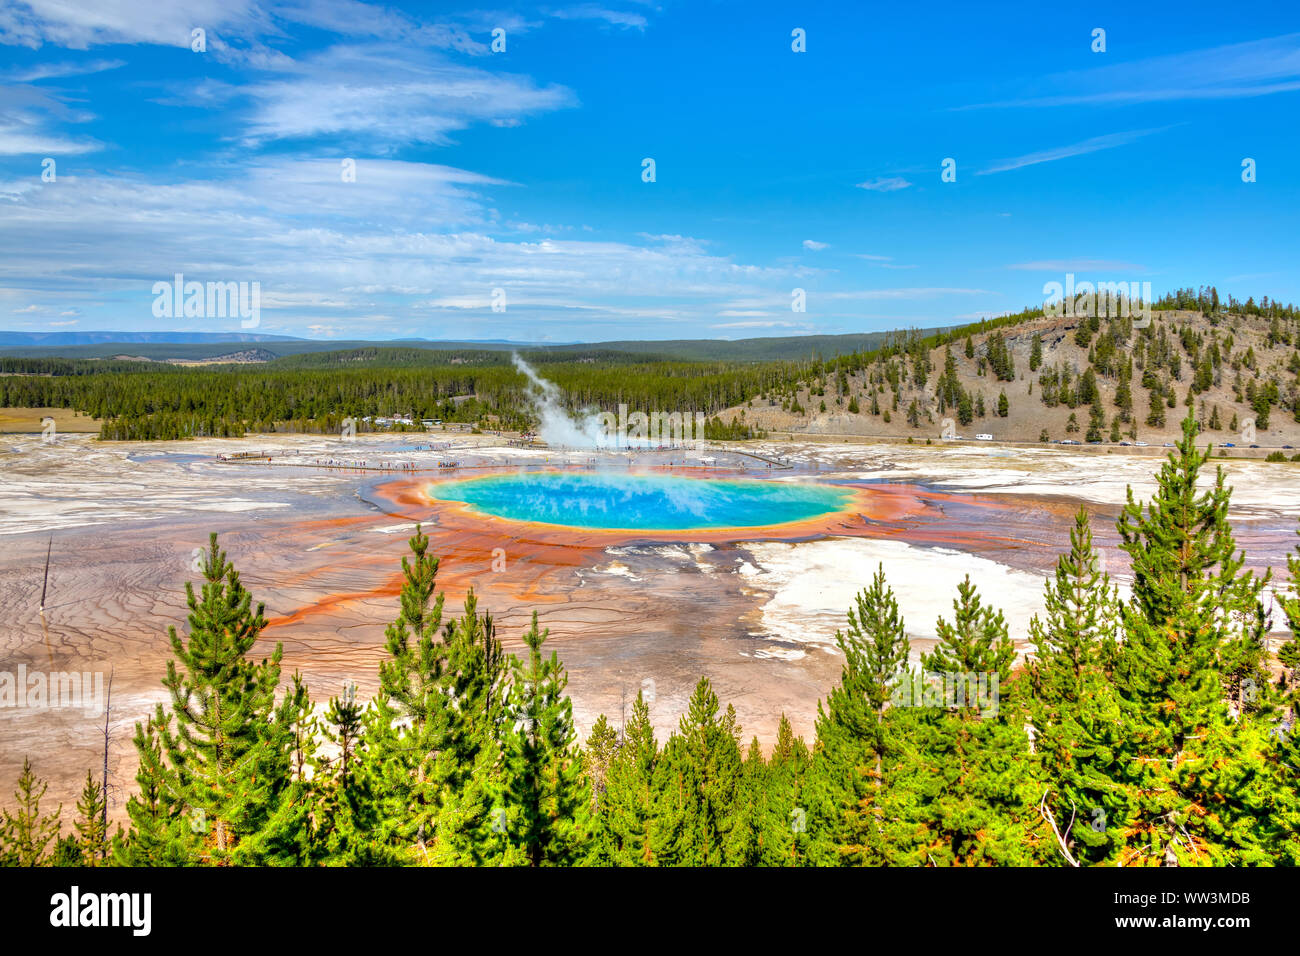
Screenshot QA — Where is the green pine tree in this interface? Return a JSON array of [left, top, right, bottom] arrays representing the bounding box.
[[0, 757, 62, 866], [806, 565, 908, 865], [587, 691, 661, 865], [655, 678, 744, 865], [1026, 509, 1127, 864], [314, 681, 389, 865], [1111, 414, 1274, 865], [72, 769, 108, 866], [143, 533, 283, 862], [113, 716, 201, 866], [875, 578, 1044, 865], [502, 612, 589, 866]]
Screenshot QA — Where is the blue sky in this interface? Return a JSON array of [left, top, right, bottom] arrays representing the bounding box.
[[1, 0, 1298, 342]]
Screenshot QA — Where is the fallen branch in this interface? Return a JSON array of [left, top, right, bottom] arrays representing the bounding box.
[[1039, 790, 1080, 868]]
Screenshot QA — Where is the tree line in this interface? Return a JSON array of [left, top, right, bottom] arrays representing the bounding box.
[[0, 349, 814, 441]]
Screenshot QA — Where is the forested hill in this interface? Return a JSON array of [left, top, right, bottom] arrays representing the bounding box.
[[724, 288, 1300, 447]]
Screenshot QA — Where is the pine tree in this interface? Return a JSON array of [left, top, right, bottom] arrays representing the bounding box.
[[760, 714, 811, 866], [806, 565, 908, 864], [363, 525, 448, 861], [730, 737, 768, 866], [429, 590, 509, 865], [655, 678, 744, 865], [588, 691, 661, 865], [113, 716, 201, 866], [230, 673, 319, 865], [1026, 509, 1127, 864], [72, 769, 108, 865], [1270, 530, 1300, 863], [0, 757, 62, 866], [314, 681, 388, 865], [502, 612, 589, 866], [583, 714, 620, 812], [875, 578, 1043, 865], [1112, 414, 1274, 864], [140, 533, 283, 862]]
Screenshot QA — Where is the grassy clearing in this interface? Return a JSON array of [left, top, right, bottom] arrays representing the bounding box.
[[0, 407, 101, 433]]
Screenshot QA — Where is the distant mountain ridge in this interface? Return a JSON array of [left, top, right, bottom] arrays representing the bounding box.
[[0, 329, 943, 363], [0, 330, 306, 346]]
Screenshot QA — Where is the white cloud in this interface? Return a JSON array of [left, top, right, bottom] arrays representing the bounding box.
[[226, 45, 576, 149], [976, 128, 1168, 175], [0, 158, 812, 335], [1, 58, 125, 81], [851, 253, 916, 270], [1007, 259, 1149, 272], [958, 34, 1300, 109], [0, 0, 267, 49], [0, 84, 102, 154], [0, 0, 484, 51], [711, 319, 808, 330], [547, 5, 648, 30], [855, 176, 911, 192], [802, 239, 829, 251]]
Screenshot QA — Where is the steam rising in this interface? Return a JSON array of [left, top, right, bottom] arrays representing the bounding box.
[[511, 353, 703, 450], [512, 353, 609, 448]]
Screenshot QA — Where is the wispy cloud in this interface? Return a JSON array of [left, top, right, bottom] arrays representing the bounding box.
[[711, 319, 810, 330], [228, 45, 576, 149], [0, 0, 482, 51], [802, 239, 829, 251], [1007, 259, 1149, 272], [546, 5, 649, 30], [1, 58, 125, 82], [0, 83, 102, 154], [958, 33, 1300, 109], [851, 253, 916, 270], [855, 176, 911, 192], [0, 157, 813, 336], [976, 128, 1167, 175], [820, 288, 996, 300]]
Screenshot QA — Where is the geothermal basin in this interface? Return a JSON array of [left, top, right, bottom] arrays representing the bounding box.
[[4, 431, 1300, 822]]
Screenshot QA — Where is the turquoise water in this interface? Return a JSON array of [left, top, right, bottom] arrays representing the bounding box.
[[427, 471, 852, 530]]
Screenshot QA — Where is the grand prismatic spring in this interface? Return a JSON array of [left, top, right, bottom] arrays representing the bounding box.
[[426, 472, 855, 531]]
